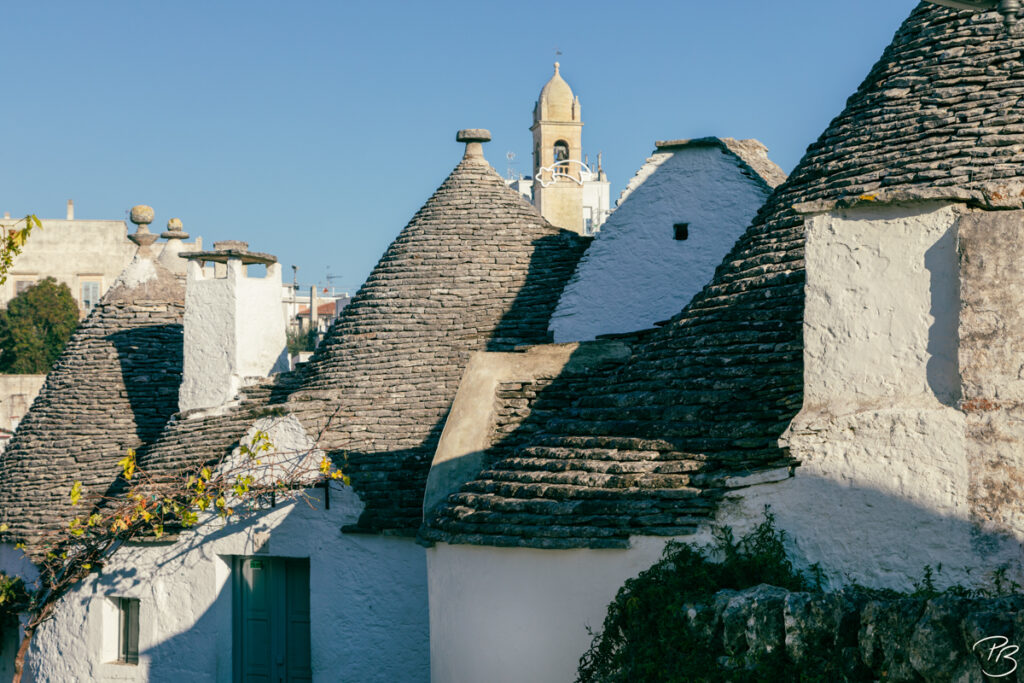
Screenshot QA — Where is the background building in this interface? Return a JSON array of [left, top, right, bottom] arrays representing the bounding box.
[[506, 64, 610, 236], [0, 201, 204, 317]]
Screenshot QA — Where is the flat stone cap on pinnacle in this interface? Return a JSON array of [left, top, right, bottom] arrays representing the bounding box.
[[181, 239, 277, 265], [456, 129, 491, 143]]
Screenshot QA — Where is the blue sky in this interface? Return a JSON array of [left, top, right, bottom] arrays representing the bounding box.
[[1, 0, 920, 293]]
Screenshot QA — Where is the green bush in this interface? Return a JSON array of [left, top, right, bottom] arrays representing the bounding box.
[[577, 510, 812, 683]]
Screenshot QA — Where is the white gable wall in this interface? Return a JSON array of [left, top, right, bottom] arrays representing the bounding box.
[[549, 145, 773, 342], [6, 503, 429, 683]]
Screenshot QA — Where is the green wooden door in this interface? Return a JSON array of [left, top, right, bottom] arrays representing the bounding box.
[[234, 557, 312, 683]]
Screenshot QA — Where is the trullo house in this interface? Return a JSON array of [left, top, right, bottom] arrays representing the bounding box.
[[421, 3, 1024, 681], [0, 131, 585, 681]]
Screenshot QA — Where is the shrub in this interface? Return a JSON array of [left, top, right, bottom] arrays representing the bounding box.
[[577, 510, 811, 683]]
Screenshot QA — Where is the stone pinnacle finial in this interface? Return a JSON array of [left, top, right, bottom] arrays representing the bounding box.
[[158, 217, 190, 273], [456, 129, 491, 160], [160, 217, 190, 240], [127, 204, 158, 249], [554, 61, 560, 74]]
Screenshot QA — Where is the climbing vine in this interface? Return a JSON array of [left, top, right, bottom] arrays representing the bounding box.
[[1, 422, 347, 683]]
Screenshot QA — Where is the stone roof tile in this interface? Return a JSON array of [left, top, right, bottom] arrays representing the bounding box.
[[0, 253, 185, 556]]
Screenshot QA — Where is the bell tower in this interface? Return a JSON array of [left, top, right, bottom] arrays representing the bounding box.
[[531, 62, 584, 234]]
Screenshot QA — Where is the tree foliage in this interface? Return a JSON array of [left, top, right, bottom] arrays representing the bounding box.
[[286, 327, 317, 355], [0, 277, 79, 374]]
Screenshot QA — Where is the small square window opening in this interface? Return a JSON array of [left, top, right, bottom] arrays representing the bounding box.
[[674, 223, 689, 241]]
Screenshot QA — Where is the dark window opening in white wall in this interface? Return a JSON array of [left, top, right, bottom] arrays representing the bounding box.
[[117, 597, 140, 664], [674, 223, 689, 241]]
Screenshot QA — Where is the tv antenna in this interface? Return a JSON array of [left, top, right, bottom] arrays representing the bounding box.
[[506, 151, 516, 180], [325, 268, 345, 295]]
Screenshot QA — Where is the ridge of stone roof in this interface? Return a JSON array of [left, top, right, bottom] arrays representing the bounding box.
[[654, 137, 787, 190], [424, 4, 1022, 548], [285, 152, 588, 535], [616, 137, 786, 208], [0, 251, 185, 557]]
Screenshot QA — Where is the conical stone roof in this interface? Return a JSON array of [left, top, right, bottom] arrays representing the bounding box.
[[424, 4, 1024, 548], [0, 251, 185, 556], [287, 138, 588, 534]]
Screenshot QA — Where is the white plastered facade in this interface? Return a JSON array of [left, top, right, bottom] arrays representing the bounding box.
[[427, 536, 678, 683], [1, 417, 430, 683], [549, 144, 774, 342], [711, 201, 1023, 591]]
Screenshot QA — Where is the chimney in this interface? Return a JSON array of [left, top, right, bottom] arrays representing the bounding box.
[[178, 241, 288, 413], [66, 199, 74, 220]]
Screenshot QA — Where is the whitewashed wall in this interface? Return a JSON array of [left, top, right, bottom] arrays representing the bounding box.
[[1, 418, 429, 683], [427, 537, 676, 683], [549, 145, 772, 342], [180, 259, 288, 413], [715, 202, 1022, 591]]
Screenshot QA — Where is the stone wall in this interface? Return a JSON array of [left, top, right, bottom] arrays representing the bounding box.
[[681, 584, 1024, 682]]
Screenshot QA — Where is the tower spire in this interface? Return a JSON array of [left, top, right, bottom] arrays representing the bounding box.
[[530, 62, 585, 233]]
